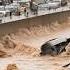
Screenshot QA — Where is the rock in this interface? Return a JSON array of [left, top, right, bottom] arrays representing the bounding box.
[[7, 64, 18, 70]]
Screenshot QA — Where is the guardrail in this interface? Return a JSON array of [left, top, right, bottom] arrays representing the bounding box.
[[1, 3, 70, 24]]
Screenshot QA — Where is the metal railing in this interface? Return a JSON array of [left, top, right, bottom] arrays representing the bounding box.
[[1, 3, 70, 24]]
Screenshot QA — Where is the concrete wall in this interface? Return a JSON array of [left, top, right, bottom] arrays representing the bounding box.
[[0, 11, 70, 37]]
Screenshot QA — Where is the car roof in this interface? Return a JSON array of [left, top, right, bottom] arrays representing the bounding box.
[[48, 37, 67, 46]]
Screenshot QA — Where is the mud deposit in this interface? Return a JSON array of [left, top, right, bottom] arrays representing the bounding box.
[[1, 13, 70, 70]]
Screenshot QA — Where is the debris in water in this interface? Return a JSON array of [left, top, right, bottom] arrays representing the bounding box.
[[40, 37, 70, 56], [6, 64, 19, 70]]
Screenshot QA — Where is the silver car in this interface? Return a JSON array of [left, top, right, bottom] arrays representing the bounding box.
[[38, 1, 61, 10]]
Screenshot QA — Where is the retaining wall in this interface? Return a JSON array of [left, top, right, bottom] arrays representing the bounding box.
[[0, 11, 70, 37]]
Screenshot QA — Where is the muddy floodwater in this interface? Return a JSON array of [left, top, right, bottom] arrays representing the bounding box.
[[0, 12, 70, 70], [0, 55, 70, 70], [0, 24, 70, 70]]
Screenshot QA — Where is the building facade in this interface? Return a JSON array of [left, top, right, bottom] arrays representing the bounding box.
[[1, 0, 13, 5]]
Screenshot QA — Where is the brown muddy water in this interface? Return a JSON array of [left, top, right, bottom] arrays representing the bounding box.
[[0, 23, 70, 70], [0, 12, 70, 70]]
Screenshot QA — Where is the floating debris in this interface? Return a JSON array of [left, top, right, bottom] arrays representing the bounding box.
[[6, 64, 19, 70]]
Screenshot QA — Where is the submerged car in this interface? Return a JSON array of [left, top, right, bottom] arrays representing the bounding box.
[[40, 37, 70, 56]]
